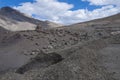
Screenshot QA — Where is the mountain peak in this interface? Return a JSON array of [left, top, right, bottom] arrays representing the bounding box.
[[0, 6, 16, 12]]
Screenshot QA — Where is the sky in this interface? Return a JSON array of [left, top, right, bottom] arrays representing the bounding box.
[[0, 0, 120, 24]]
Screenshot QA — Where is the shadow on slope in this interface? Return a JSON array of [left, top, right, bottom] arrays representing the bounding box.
[[16, 51, 63, 74]]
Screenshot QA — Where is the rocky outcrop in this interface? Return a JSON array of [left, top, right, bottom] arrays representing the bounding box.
[[16, 51, 63, 74]]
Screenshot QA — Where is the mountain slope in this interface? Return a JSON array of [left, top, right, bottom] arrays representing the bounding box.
[[68, 13, 120, 34], [0, 7, 62, 31]]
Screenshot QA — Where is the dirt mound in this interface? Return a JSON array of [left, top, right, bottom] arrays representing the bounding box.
[[16, 51, 63, 74]]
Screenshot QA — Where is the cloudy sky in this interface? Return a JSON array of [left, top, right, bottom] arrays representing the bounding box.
[[0, 0, 120, 24]]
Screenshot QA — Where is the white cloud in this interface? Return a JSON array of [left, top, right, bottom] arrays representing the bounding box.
[[14, 0, 120, 25], [82, 0, 120, 6], [14, 0, 73, 24], [60, 5, 119, 24]]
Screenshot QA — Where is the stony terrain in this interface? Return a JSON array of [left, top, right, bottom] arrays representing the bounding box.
[[0, 7, 120, 80]]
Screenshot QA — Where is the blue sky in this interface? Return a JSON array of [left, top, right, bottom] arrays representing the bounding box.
[[0, 0, 101, 10], [0, 0, 34, 7], [0, 0, 120, 24], [59, 0, 101, 10]]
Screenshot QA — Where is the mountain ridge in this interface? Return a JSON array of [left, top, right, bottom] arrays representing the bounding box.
[[0, 6, 62, 31]]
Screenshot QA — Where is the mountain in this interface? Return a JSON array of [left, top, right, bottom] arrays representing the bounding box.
[[0, 7, 62, 31], [68, 13, 120, 33], [0, 7, 120, 80]]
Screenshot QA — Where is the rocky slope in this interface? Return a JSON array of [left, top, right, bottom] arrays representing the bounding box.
[[0, 9, 120, 80]]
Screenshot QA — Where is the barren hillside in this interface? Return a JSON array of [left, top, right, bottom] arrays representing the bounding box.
[[0, 7, 62, 31]]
